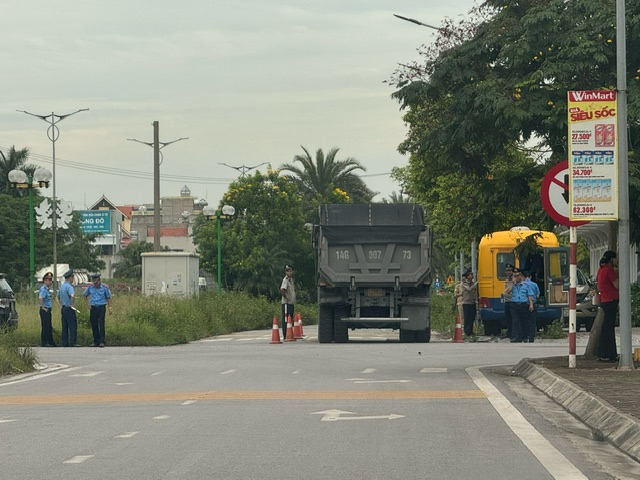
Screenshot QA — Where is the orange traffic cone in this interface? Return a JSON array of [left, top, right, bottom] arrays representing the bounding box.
[[270, 315, 282, 344], [285, 315, 296, 342], [298, 312, 304, 337], [293, 313, 303, 339], [453, 315, 464, 343]]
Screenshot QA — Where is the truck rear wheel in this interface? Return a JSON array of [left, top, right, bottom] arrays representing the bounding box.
[[318, 305, 334, 343], [415, 328, 431, 343], [399, 329, 416, 343], [334, 307, 349, 343]]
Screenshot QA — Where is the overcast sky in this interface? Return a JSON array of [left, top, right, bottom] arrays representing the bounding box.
[[1, 0, 476, 210]]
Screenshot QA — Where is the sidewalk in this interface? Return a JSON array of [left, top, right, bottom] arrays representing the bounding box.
[[514, 354, 640, 463]]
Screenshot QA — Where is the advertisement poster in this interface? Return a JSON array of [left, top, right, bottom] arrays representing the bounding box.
[[567, 90, 618, 220]]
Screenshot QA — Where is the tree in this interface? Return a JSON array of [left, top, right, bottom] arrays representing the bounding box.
[[0, 194, 105, 290], [0, 146, 37, 196], [112, 241, 154, 280], [391, 0, 640, 246], [280, 147, 375, 221], [192, 170, 315, 300]]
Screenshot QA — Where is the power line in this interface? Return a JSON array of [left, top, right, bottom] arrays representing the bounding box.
[[0, 145, 233, 185]]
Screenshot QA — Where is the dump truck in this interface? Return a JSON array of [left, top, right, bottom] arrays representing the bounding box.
[[313, 203, 433, 343]]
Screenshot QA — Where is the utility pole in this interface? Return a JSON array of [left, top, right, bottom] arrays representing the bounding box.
[[128, 122, 188, 252], [219, 162, 268, 178]]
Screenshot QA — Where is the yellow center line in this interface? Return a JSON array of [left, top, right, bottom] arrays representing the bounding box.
[[0, 390, 485, 405]]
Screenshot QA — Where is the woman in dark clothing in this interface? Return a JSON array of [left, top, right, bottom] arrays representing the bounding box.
[[596, 251, 619, 361]]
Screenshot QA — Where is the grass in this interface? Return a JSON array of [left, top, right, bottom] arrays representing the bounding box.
[[0, 288, 563, 376]]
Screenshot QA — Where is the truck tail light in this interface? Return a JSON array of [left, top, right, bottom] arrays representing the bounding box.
[[478, 297, 490, 308]]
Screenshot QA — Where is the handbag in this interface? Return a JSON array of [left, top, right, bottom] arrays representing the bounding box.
[[591, 291, 601, 306]]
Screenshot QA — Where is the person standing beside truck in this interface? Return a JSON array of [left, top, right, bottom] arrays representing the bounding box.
[[38, 272, 56, 347], [502, 263, 515, 338], [458, 269, 478, 337], [280, 264, 296, 339], [523, 271, 540, 342], [596, 251, 619, 361], [505, 268, 534, 342]]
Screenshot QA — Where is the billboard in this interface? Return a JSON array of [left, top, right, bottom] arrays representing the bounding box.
[[80, 210, 111, 234], [567, 90, 618, 220]]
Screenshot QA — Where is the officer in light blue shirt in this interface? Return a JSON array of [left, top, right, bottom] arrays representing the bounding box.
[[523, 271, 541, 342], [84, 273, 112, 347], [55, 269, 77, 347], [504, 268, 534, 342], [38, 272, 56, 347]]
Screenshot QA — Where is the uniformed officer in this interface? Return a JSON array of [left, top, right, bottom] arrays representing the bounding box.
[[83, 273, 113, 347], [505, 267, 534, 342], [38, 272, 56, 347], [56, 269, 77, 347]]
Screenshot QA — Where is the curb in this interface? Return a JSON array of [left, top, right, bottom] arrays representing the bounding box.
[[514, 358, 640, 463]]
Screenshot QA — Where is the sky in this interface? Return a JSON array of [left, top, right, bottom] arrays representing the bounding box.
[[1, 0, 476, 210]]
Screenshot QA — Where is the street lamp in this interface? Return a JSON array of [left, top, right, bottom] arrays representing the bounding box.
[[17, 108, 89, 292], [8, 168, 52, 289], [202, 204, 235, 291]]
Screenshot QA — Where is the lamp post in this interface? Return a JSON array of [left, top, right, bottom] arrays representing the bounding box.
[[8, 168, 52, 288], [202, 204, 235, 291], [17, 108, 88, 292]]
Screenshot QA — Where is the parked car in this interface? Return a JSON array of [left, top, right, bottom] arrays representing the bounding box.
[[0, 273, 18, 330], [563, 269, 598, 331]]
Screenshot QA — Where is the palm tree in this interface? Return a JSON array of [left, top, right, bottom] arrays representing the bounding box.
[[0, 146, 35, 196], [280, 147, 375, 204]]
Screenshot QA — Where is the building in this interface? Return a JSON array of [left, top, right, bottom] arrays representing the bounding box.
[[83, 186, 208, 278]]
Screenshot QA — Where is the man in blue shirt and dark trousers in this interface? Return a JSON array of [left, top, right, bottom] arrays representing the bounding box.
[[56, 269, 77, 347], [84, 273, 113, 347], [523, 271, 540, 342], [504, 268, 534, 342]]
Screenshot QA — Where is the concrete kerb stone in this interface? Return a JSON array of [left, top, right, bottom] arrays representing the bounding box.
[[514, 358, 640, 463]]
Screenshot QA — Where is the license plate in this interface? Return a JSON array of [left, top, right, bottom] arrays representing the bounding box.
[[366, 288, 384, 297]]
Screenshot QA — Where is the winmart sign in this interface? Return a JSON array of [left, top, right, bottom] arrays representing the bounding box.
[[568, 90, 616, 102]]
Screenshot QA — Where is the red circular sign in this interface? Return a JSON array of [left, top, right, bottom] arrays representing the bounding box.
[[541, 160, 589, 227]]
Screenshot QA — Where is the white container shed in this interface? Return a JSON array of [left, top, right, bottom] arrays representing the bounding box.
[[141, 252, 200, 296]]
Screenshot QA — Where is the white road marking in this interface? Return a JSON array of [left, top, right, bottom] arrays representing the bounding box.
[[292, 369, 301, 374], [420, 367, 448, 373], [114, 431, 139, 438], [354, 380, 411, 384], [153, 415, 169, 420], [70, 371, 102, 377], [151, 371, 164, 376], [312, 409, 404, 422], [0, 365, 76, 387], [361, 368, 377, 374], [202, 338, 233, 342], [0, 418, 17, 424], [467, 366, 587, 480], [220, 369, 236, 375], [181, 400, 197, 405], [114, 383, 134, 386], [63, 455, 94, 464]]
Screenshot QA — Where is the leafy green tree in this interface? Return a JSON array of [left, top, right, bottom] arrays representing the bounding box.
[[280, 147, 375, 221], [391, 0, 640, 245], [193, 170, 314, 300], [0, 195, 105, 290], [0, 147, 38, 196], [112, 240, 154, 280]]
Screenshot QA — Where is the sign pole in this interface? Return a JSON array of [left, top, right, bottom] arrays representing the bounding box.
[[569, 227, 577, 368]]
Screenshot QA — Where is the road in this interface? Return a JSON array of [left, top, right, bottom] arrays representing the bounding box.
[[1, 328, 638, 480]]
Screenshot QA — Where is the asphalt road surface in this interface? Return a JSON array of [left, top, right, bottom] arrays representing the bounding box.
[[1, 328, 638, 480]]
